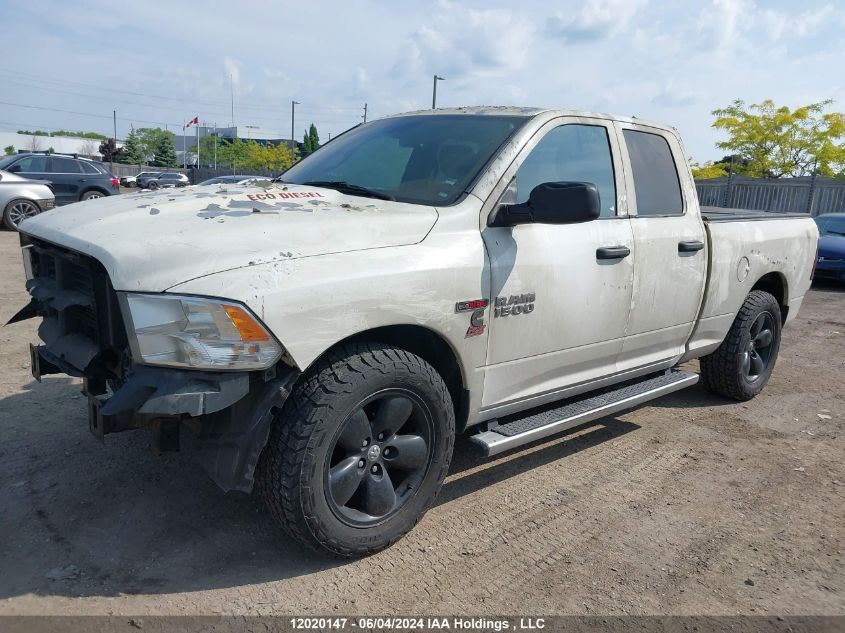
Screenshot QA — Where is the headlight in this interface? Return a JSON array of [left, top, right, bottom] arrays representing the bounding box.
[[120, 293, 283, 370]]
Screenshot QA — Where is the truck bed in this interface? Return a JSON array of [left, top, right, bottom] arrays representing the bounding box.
[[681, 210, 818, 363], [701, 206, 811, 222]]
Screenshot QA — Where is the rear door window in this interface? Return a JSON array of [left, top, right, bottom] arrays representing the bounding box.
[[81, 161, 100, 174], [623, 129, 683, 216], [50, 157, 83, 173]]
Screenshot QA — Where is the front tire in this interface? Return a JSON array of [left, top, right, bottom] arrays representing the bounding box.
[[256, 342, 455, 557], [700, 290, 782, 401]]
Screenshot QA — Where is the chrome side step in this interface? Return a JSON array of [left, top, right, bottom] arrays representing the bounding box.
[[469, 370, 699, 457]]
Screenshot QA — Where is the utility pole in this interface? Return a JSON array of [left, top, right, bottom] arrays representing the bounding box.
[[213, 122, 217, 170], [362, 102, 368, 123], [112, 110, 117, 171], [230, 74, 235, 127], [432, 75, 445, 109], [291, 100, 300, 152]]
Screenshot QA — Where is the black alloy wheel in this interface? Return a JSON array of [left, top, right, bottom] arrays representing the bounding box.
[[325, 390, 433, 527], [743, 311, 775, 381]]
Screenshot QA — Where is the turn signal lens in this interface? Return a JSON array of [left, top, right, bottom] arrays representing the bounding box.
[[223, 304, 271, 342]]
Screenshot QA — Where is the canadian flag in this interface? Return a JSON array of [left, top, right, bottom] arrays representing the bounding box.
[[185, 116, 199, 127]]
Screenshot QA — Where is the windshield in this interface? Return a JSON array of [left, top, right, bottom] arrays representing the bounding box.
[[0, 155, 20, 170], [817, 216, 845, 236], [281, 114, 528, 206]]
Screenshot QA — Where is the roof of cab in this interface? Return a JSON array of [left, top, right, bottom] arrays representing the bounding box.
[[384, 105, 677, 133]]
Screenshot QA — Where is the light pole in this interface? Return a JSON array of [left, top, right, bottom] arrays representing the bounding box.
[[291, 100, 300, 152], [432, 75, 445, 109]]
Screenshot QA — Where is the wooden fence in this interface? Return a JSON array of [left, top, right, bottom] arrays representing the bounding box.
[[695, 175, 845, 216]]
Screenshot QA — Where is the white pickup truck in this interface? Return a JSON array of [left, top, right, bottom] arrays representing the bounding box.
[[12, 107, 818, 557]]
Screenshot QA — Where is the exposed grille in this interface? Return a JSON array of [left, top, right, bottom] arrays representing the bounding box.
[[28, 238, 127, 375]]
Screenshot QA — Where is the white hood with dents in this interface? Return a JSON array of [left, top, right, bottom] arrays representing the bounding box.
[[19, 183, 439, 291]]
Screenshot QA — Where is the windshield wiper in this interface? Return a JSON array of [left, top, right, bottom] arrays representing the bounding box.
[[827, 230, 845, 236], [302, 181, 395, 201]]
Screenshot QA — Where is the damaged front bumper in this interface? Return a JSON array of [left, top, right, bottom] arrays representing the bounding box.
[[31, 343, 298, 492]]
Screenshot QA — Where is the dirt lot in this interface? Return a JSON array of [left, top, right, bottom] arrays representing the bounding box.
[[0, 229, 843, 617]]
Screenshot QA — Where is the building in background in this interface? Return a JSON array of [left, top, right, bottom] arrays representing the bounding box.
[[0, 132, 121, 159], [172, 125, 298, 166]]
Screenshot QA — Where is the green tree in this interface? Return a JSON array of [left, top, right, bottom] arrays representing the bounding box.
[[308, 123, 320, 153], [712, 99, 845, 178], [188, 135, 225, 167], [690, 160, 729, 180], [3, 145, 14, 156], [152, 134, 177, 167], [136, 128, 175, 164], [99, 138, 123, 162], [301, 129, 313, 157], [120, 128, 144, 164], [300, 123, 320, 158]]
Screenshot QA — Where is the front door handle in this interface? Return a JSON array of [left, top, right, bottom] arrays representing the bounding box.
[[678, 240, 705, 253], [596, 246, 631, 260]]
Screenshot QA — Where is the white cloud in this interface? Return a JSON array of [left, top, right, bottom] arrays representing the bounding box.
[[546, 0, 648, 42], [1, 0, 844, 162], [697, 0, 754, 52], [763, 4, 834, 41], [394, 2, 535, 81]]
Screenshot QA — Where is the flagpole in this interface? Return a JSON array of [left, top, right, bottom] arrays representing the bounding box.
[[183, 122, 186, 169], [196, 122, 200, 169]]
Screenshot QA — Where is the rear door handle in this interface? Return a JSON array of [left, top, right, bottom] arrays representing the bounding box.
[[596, 246, 631, 260], [678, 240, 705, 253]]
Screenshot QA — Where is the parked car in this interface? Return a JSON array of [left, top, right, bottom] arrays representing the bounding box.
[[148, 172, 190, 189], [135, 172, 164, 189], [13, 107, 819, 557], [198, 175, 261, 185], [0, 152, 119, 205], [119, 175, 137, 187], [0, 170, 55, 230], [813, 213, 845, 281]]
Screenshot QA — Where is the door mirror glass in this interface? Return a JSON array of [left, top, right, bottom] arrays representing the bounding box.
[[488, 181, 601, 227]]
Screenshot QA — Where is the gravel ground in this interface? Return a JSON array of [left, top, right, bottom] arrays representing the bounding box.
[[0, 228, 843, 616]]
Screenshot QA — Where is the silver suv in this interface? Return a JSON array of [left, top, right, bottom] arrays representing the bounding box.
[[0, 170, 55, 230]]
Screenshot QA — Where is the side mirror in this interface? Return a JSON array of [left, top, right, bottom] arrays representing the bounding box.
[[7, 165, 21, 173], [488, 181, 601, 227]]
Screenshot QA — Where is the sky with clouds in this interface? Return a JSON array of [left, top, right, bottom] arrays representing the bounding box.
[[1, 0, 843, 160]]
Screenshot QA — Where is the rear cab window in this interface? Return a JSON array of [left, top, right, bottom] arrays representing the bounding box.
[[623, 129, 683, 216]]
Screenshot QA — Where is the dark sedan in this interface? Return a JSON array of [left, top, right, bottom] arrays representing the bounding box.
[[814, 213, 845, 281]]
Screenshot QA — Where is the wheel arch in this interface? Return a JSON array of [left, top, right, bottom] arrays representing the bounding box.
[[80, 186, 110, 199], [751, 272, 788, 323], [302, 324, 470, 434]]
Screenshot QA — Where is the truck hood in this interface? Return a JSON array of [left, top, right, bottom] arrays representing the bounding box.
[[19, 183, 438, 291]]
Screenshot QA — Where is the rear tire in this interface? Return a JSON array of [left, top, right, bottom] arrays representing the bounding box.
[[700, 290, 782, 401], [3, 199, 41, 231], [256, 342, 455, 557], [81, 190, 104, 201]]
